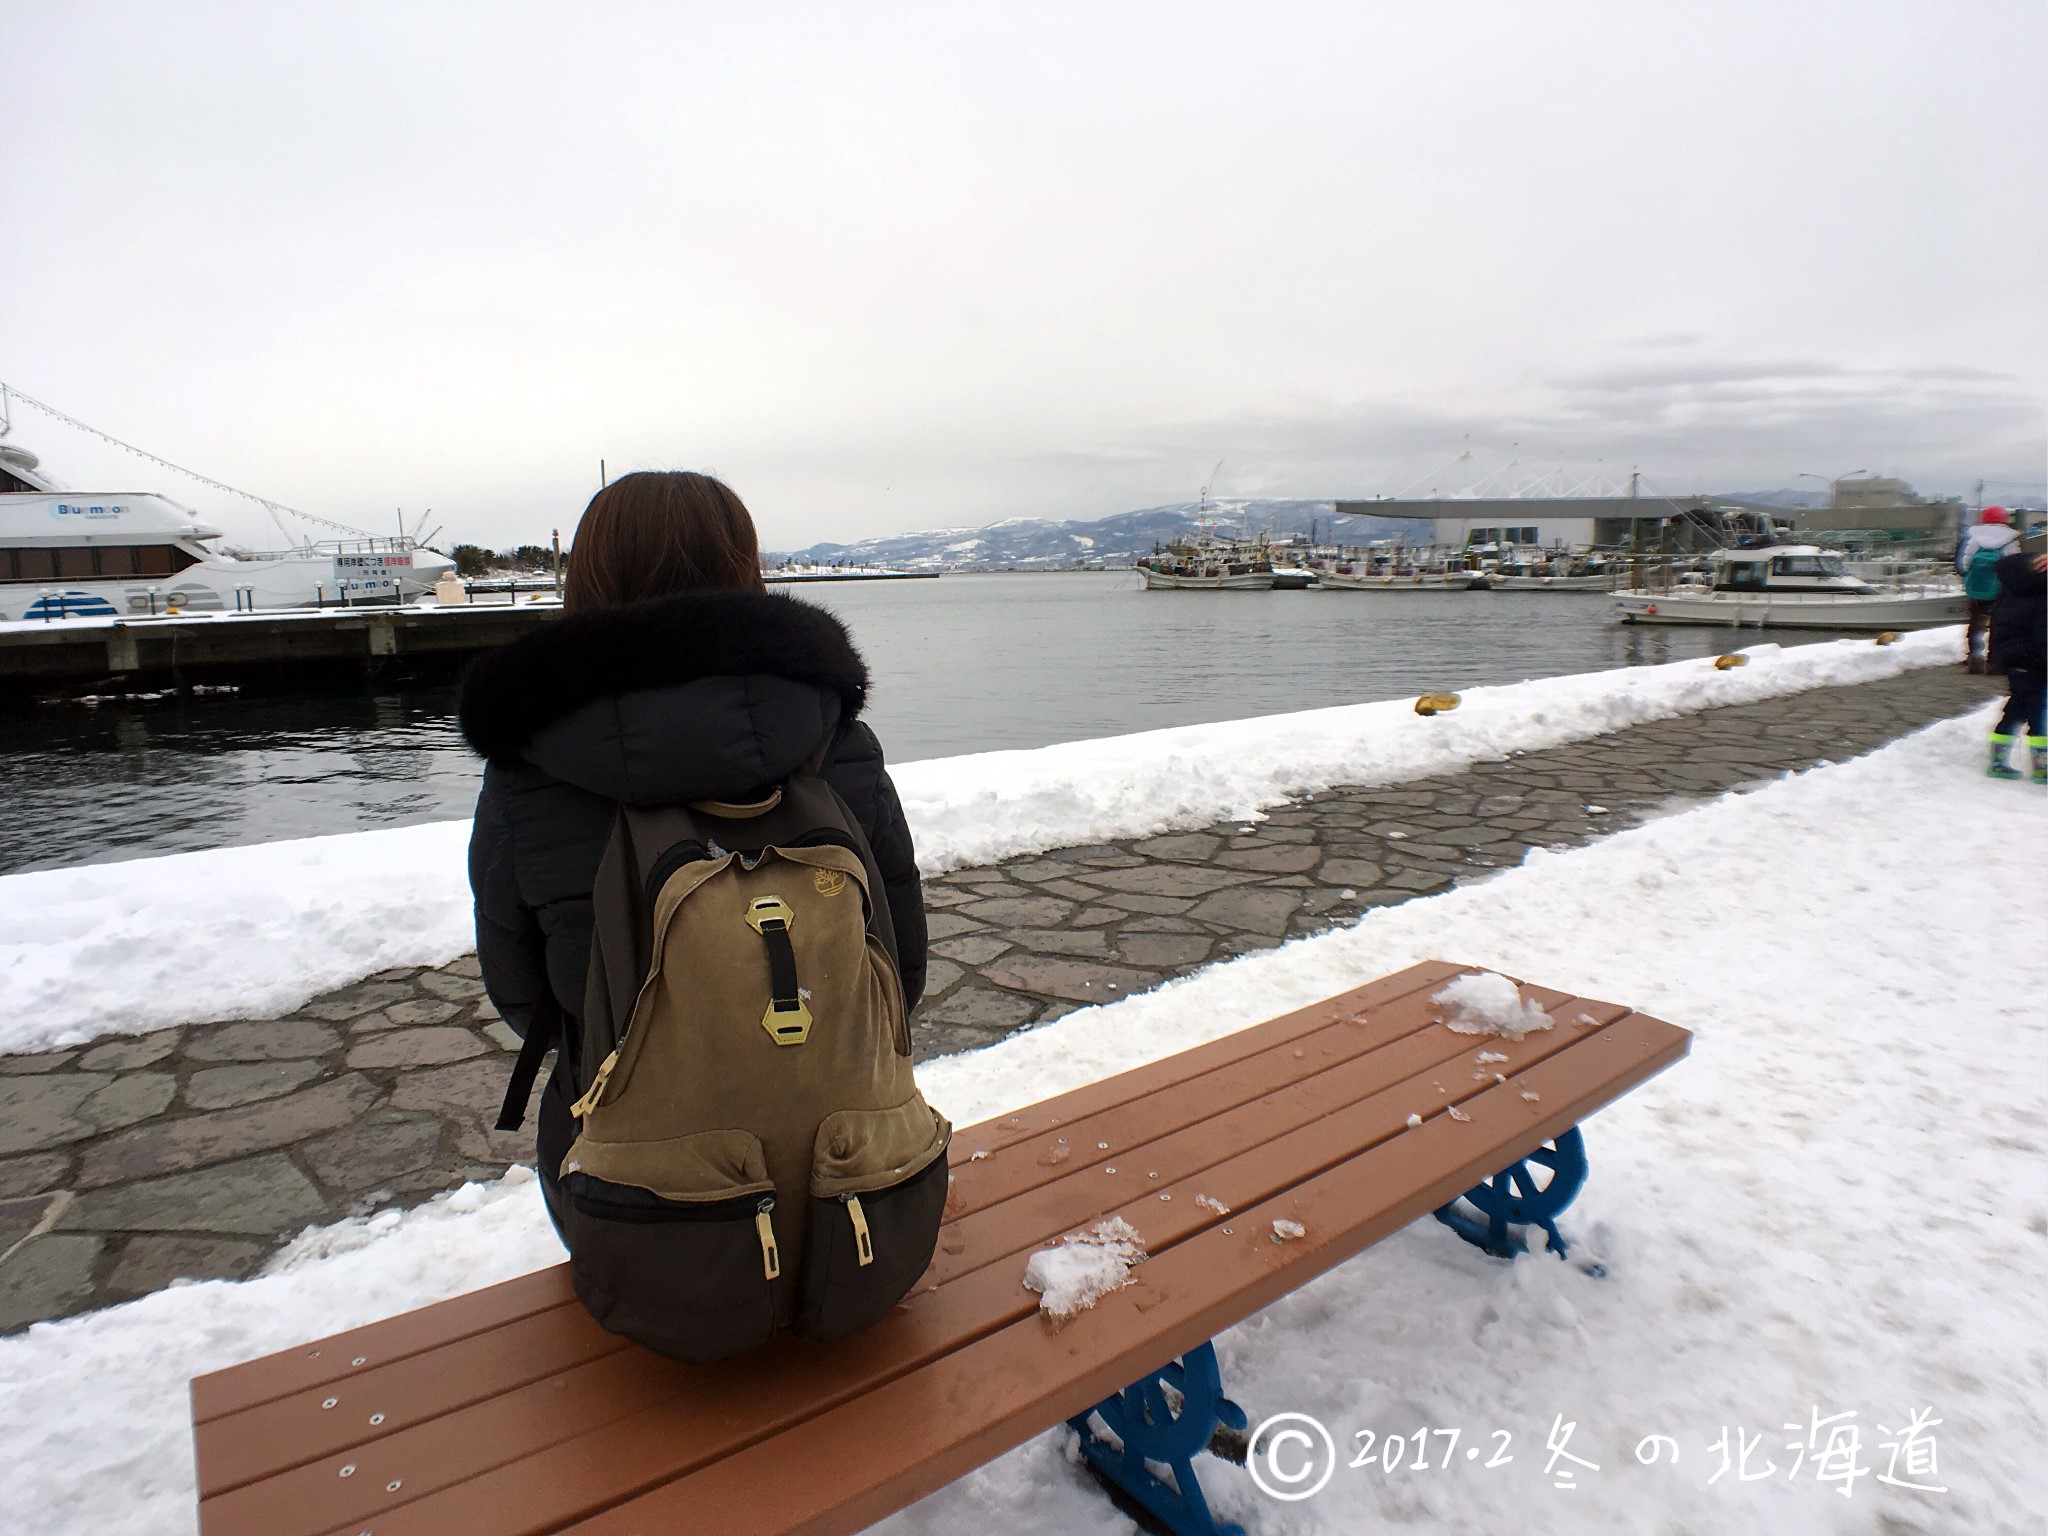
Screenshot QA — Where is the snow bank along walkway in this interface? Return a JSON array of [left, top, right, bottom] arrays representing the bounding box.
[[0, 664, 1996, 1333]]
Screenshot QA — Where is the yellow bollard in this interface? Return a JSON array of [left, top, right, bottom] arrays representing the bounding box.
[[1414, 692, 1461, 716], [1713, 653, 1747, 671], [1874, 631, 1900, 646]]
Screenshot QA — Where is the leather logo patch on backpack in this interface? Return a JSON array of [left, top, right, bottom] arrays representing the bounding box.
[[812, 868, 849, 898]]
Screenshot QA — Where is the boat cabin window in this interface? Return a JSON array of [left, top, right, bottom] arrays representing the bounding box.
[[1, 545, 199, 582], [0, 468, 39, 494], [1769, 554, 1845, 578], [1719, 560, 1770, 590]]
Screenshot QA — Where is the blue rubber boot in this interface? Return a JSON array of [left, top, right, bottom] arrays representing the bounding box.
[[1988, 734, 2022, 780]]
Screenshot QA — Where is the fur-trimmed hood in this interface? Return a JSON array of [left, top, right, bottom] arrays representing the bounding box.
[[458, 590, 870, 804]]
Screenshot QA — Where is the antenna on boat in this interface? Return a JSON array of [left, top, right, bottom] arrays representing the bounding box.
[[0, 384, 11, 441], [1197, 460, 1225, 530]]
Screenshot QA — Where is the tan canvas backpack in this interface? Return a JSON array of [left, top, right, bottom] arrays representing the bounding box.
[[512, 758, 950, 1361]]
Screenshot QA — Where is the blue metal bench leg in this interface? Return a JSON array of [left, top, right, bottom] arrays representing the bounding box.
[[1433, 1124, 1590, 1260], [1068, 1340, 1250, 1536]]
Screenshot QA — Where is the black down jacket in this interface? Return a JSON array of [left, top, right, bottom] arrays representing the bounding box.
[[458, 590, 927, 1191], [1990, 550, 2045, 672]]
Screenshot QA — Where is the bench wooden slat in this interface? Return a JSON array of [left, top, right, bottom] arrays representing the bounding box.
[[935, 959, 1470, 1167], [556, 1014, 1690, 1536], [190, 1264, 579, 1424], [926, 989, 1619, 1287], [196, 1300, 632, 1497], [944, 968, 1549, 1221], [210, 997, 1678, 1536], [198, 968, 1567, 1526]]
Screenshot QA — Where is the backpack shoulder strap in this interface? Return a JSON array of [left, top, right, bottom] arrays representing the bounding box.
[[496, 803, 692, 1133], [495, 1011, 557, 1132]]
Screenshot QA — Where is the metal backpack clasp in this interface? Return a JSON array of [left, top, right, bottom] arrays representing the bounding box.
[[745, 895, 814, 1045]]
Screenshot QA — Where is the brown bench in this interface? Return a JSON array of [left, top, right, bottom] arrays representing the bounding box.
[[191, 960, 1689, 1536]]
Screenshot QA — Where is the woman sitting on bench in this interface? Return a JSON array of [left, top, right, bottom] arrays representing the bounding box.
[[457, 472, 930, 1294]]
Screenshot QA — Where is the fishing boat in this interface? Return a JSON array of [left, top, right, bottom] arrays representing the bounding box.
[[1614, 545, 1966, 630], [1136, 532, 1277, 590], [1268, 560, 1317, 590], [1134, 467, 1282, 590], [1484, 552, 1615, 591], [1303, 551, 1487, 591]]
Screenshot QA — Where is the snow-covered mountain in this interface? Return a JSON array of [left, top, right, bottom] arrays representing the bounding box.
[[769, 499, 1435, 571]]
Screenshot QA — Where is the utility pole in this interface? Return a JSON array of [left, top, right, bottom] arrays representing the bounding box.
[[552, 529, 563, 598]]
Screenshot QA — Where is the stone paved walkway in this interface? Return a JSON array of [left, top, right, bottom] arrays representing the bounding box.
[[0, 665, 1998, 1331]]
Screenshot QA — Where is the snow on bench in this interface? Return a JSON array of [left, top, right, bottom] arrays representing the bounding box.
[[189, 960, 1689, 1536]]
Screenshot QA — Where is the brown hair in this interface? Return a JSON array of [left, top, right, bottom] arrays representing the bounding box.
[[563, 471, 766, 611]]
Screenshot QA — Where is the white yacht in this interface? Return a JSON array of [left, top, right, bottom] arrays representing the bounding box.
[[0, 440, 451, 621], [1614, 545, 1967, 630]]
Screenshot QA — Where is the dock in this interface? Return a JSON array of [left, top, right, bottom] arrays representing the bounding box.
[[0, 600, 561, 698]]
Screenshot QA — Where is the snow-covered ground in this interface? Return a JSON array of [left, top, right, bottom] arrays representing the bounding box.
[[2, 704, 2040, 1536], [0, 627, 1961, 1052]]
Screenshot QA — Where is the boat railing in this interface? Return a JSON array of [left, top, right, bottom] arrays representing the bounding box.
[[233, 534, 431, 562]]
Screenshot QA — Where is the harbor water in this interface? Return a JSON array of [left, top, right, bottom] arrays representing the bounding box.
[[0, 572, 1861, 874]]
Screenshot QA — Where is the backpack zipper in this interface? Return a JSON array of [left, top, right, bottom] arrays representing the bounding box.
[[842, 1192, 874, 1267], [641, 839, 710, 913], [755, 1197, 781, 1280], [569, 1048, 619, 1119]]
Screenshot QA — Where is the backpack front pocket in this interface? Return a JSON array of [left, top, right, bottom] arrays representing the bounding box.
[[793, 1100, 951, 1342], [560, 1128, 781, 1362]]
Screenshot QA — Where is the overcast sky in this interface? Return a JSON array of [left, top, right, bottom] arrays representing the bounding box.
[[7, 2, 2043, 552]]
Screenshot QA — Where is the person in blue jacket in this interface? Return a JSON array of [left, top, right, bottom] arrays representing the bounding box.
[[1956, 506, 2020, 673]]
